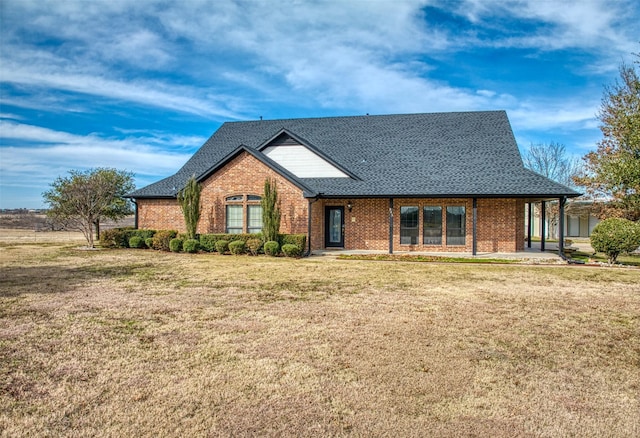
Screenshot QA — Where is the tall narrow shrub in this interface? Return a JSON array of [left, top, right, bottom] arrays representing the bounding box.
[[262, 178, 281, 242], [177, 175, 201, 240]]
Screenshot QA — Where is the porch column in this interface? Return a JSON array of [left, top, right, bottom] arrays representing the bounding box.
[[472, 198, 477, 255], [540, 201, 546, 252], [527, 202, 532, 248], [389, 198, 394, 254], [558, 197, 566, 256]]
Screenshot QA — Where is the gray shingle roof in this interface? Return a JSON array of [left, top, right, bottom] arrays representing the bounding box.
[[128, 111, 581, 199]]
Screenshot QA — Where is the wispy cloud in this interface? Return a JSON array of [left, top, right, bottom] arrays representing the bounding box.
[[0, 121, 197, 183]]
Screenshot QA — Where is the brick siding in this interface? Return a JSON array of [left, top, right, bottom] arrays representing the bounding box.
[[137, 151, 308, 234], [137, 159, 527, 252]]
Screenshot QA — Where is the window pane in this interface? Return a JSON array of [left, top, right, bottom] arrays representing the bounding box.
[[400, 206, 419, 245], [423, 206, 442, 245], [247, 205, 263, 233], [225, 195, 243, 202], [226, 205, 243, 233], [247, 195, 262, 201], [446, 206, 466, 245]]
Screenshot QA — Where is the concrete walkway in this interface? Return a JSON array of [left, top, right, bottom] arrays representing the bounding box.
[[312, 241, 569, 261]]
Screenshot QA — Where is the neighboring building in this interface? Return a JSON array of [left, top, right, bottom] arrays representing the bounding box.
[[528, 201, 601, 239], [127, 111, 581, 254]]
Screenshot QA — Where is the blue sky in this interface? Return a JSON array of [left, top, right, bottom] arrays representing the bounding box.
[[1, 0, 638, 209]]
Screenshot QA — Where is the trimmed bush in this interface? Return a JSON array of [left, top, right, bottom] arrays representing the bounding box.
[[590, 218, 640, 263], [99, 227, 134, 248], [145, 237, 154, 248], [169, 238, 183, 253], [280, 234, 306, 251], [264, 240, 280, 257], [99, 227, 157, 249], [281, 243, 301, 258], [183, 239, 199, 253], [152, 230, 178, 251], [229, 240, 246, 255], [215, 240, 230, 254], [246, 238, 263, 256], [199, 233, 262, 252], [129, 236, 145, 249]]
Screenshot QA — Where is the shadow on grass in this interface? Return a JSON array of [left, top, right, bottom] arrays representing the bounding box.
[[0, 263, 147, 297]]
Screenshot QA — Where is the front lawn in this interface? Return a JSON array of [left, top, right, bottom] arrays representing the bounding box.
[[1, 235, 639, 437]]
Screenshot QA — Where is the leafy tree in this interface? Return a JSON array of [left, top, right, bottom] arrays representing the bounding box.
[[574, 54, 640, 220], [43, 168, 135, 248], [590, 218, 640, 263], [523, 142, 582, 238], [261, 178, 281, 242], [177, 175, 201, 240]]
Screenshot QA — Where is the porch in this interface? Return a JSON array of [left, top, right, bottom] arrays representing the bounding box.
[[312, 241, 569, 262]]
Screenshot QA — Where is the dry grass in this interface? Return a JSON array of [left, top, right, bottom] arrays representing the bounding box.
[[1, 231, 639, 437]]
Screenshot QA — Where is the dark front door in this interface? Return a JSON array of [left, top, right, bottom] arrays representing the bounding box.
[[325, 206, 344, 248]]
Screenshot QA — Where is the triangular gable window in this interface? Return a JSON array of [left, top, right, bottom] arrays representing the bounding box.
[[262, 133, 348, 178]]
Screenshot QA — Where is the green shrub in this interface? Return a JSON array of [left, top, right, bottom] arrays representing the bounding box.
[[215, 240, 230, 254], [99, 227, 133, 248], [264, 240, 280, 256], [169, 238, 183, 253], [133, 229, 156, 240], [229, 240, 246, 255], [152, 230, 178, 251], [199, 233, 262, 252], [144, 237, 154, 249], [129, 236, 145, 249], [590, 218, 640, 263], [99, 227, 157, 248], [281, 243, 301, 258], [183, 239, 199, 253], [280, 234, 306, 251], [246, 238, 263, 256]]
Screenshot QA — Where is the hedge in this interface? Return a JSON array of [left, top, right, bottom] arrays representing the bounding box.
[[264, 241, 280, 256], [183, 239, 199, 253], [100, 228, 157, 248], [152, 230, 178, 251], [199, 233, 262, 252], [229, 240, 246, 255], [279, 234, 306, 251], [169, 238, 183, 253], [281, 243, 301, 257]]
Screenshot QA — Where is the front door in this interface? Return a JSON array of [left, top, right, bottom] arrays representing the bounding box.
[[325, 206, 344, 248]]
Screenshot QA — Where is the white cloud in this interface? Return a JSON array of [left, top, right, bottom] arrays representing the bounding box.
[[0, 121, 196, 183]]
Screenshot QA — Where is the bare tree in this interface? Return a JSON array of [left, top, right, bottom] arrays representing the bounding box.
[[523, 142, 582, 239], [523, 142, 581, 188]]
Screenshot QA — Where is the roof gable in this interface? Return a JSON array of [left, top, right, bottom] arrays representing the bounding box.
[[127, 111, 581, 199], [260, 131, 351, 179]]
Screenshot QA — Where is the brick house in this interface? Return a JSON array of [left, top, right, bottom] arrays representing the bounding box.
[[127, 111, 580, 254]]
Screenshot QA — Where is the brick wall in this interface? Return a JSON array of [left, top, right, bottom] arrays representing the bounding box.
[[311, 197, 525, 253], [310, 198, 389, 251], [476, 198, 525, 252], [137, 151, 308, 234], [137, 165, 526, 253]]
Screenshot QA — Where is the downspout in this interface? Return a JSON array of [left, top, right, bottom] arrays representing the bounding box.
[[472, 198, 477, 256], [132, 199, 138, 229], [389, 198, 394, 254], [304, 196, 320, 257]]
